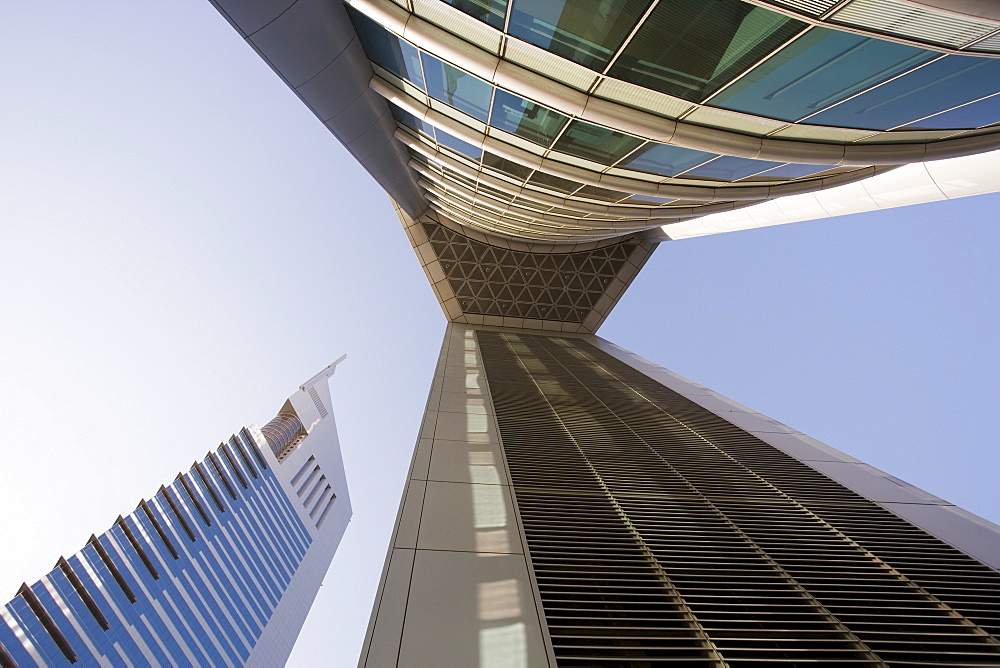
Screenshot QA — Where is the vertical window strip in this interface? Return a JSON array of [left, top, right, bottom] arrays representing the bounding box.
[[240, 496, 295, 585], [0, 639, 17, 668], [231, 435, 259, 479], [220, 444, 249, 489], [138, 500, 181, 559], [115, 517, 160, 579], [240, 427, 270, 470], [207, 452, 238, 500], [159, 486, 198, 542], [193, 461, 226, 512], [39, 576, 103, 664], [221, 516, 282, 609], [177, 473, 213, 526], [265, 471, 314, 547], [86, 536, 137, 603], [55, 558, 109, 631], [17, 584, 78, 664], [252, 478, 312, 560]]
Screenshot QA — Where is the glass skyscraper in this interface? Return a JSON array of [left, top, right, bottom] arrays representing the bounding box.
[[0, 363, 350, 667], [204, 0, 1000, 664]]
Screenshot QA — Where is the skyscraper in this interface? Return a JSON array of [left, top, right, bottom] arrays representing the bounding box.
[[0, 362, 350, 667], [216, 0, 1000, 663]]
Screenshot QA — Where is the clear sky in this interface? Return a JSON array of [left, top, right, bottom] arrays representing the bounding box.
[[1, 3, 997, 666]]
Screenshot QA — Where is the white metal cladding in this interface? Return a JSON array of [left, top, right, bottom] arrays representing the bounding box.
[[662, 148, 1000, 240], [764, 0, 843, 16], [974, 31, 1000, 52], [831, 0, 1000, 48]]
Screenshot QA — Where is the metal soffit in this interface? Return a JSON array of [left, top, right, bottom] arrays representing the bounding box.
[[398, 207, 655, 332]]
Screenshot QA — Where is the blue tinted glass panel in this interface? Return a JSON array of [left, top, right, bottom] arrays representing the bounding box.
[[808, 55, 1000, 130], [422, 53, 492, 122], [350, 10, 424, 89], [754, 163, 832, 179], [436, 129, 484, 159], [490, 89, 569, 147], [508, 0, 651, 70], [629, 193, 676, 204], [711, 28, 935, 122], [624, 143, 717, 177], [686, 156, 782, 180], [440, 0, 507, 29], [609, 0, 805, 103], [552, 120, 644, 164], [905, 94, 1000, 130]]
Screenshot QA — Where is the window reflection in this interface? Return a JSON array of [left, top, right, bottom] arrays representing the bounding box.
[[686, 155, 783, 180], [904, 94, 1000, 130], [753, 162, 833, 179], [806, 55, 1000, 131], [479, 623, 527, 668], [349, 8, 424, 89], [436, 127, 484, 160], [610, 0, 804, 103], [490, 89, 569, 147], [507, 0, 652, 70], [477, 580, 521, 621], [440, 0, 508, 30], [552, 120, 644, 165], [422, 52, 494, 122], [391, 105, 435, 137], [711, 27, 934, 122], [472, 484, 507, 528], [625, 143, 717, 177]]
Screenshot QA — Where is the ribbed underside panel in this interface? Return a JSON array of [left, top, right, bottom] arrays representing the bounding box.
[[476, 331, 1000, 666]]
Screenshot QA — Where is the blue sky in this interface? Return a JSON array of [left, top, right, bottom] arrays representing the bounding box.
[[1, 3, 997, 665]]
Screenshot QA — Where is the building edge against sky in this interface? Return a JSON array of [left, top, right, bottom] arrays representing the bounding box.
[[0, 362, 351, 667]]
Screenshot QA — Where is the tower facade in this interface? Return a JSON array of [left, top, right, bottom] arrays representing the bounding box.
[[361, 325, 1000, 665], [0, 364, 351, 667]]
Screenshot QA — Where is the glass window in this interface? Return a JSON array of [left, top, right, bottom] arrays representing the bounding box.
[[609, 0, 804, 103], [490, 89, 569, 147], [552, 120, 644, 164], [391, 104, 435, 137], [685, 155, 783, 180], [482, 152, 534, 181], [507, 0, 652, 71], [628, 193, 676, 204], [754, 162, 833, 179], [350, 9, 425, 89], [439, 0, 508, 30], [421, 52, 493, 122], [436, 128, 483, 159], [905, 94, 1000, 130], [527, 170, 582, 194], [807, 55, 1000, 131], [624, 143, 717, 177], [710, 27, 935, 122], [575, 185, 630, 202]]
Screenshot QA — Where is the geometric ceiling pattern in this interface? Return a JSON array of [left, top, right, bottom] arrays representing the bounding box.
[[397, 205, 654, 334], [426, 222, 639, 324]]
